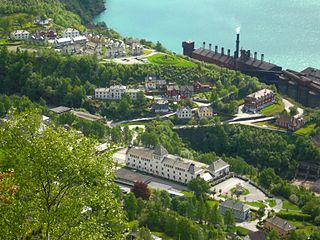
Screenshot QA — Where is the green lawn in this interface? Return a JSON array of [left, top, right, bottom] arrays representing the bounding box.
[[245, 201, 266, 208], [207, 199, 219, 208], [266, 199, 277, 208], [294, 123, 316, 135], [259, 100, 285, 116], [147, 53, 197, 67], [282, 200, 300, 211], [143, 48, 153, 55], [230, 187, 250, 196], [182, 191, 194, 198]]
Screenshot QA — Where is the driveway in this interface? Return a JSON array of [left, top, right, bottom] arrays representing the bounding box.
[[282, 99, 304, 117], [211, 177, 268, 202]]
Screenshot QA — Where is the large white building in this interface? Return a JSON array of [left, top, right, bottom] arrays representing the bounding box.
[[95, 85, 140, 100], [10, 30, 30, 40], [125, 145, 230, 184], [62, 28, 80, 38]]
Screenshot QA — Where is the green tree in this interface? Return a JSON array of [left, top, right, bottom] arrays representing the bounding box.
[[188, 177, 210, 198], [210, 205, 224, 226], [0, 111, 126, 239], [223, 209, 235, 227], [124, 192, 138, 221]]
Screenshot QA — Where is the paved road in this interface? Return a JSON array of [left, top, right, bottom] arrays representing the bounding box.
[[282, 98, 304, 117], [102, 50, 158, 65]]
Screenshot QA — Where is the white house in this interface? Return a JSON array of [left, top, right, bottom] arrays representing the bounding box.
[[105, 39, 126, 58], [95, 85, 140, 101], [206, 159, 230, 179], [62, 28, 80, 38], [10, 30, 30, 40], [72, 36, 88, 45], [54, 37, 72, 48], [125, 145, 230, 184], [126, 89, 140, 101], [176, 106, 192, 119]]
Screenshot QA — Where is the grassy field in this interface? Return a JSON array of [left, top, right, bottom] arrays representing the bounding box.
[[147, 53, 197, 67], [245, 201, 266, 208], [295, 123, 317, 135], [282, 200, 300, 211], [266, 199, 276, 208], [259, 100, 285, 116], [143, 48, 153, 55]]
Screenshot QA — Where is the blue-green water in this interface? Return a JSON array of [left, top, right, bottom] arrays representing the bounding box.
[[95, 0, 320, 71]]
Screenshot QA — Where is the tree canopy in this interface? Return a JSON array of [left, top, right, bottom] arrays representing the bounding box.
[[0, 110, 126, 239]]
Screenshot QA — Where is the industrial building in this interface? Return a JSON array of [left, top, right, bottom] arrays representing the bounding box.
[[279, 68, 320, 108], [182, 32, 282, 84]]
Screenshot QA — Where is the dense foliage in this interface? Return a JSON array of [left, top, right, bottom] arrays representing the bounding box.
[[0, 47, 263, 118], [0, 111, 126, 239], [123, 190, 226, 240], [177, 124, 320, 178]]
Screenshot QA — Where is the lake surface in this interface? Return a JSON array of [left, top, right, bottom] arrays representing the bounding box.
[[95, 0, 320, 71]]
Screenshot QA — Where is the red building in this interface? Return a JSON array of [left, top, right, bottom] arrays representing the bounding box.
[[244, 89, 275, 113], [166, 85, 179, 99], [275, 114, 305, 131], [35, 29, 57, 40]]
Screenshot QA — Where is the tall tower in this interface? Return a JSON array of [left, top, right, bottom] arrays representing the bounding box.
[[182, 40, 195, 58], [235, 33, 240, 59]]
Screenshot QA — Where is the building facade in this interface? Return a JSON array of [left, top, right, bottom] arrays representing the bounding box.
[[95, 85, 140, 100], [219, 199, 250, 221], [180, 85, 194, 99], [244, 89, 275, 113], [126, 145, 200, 184], [62, 28, 80, 38], [176, 106, 192, 119], [275, 114, 305, 131], [166, 85, 180, 99], [125, 145, 230, 184], [197, 106, 214, 119], [153, 100, 169, 113], [10, 30, 30, 40], [206, 159, 230, 179], [279, 68, 320, 108], [264, 216, 296, 237]]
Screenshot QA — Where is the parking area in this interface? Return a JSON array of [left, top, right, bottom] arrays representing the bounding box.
[[212, 177, 268, 202]]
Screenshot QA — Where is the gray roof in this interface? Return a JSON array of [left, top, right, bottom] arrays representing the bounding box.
[[207, 159, 230, 173], [126, 147, 154, 159], [116, 168, 153, 184], [220, 199, 250, 212], [193, 48, 279, 71], [50, 106, 71, 114], [265, 216, 296, 231], [198, 106, 213, 113], [154, 145, 168, 157], [301, 67, 320, 84], [180, 85, 194, 91], [246, 231, 267, 240]]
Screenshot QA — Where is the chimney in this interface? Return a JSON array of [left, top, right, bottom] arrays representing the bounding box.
[[215, 45, 218, 53], [209, 43, 212, 51], [261, 54, 264, 62], [247, 50, 251, 58], [228, 49, 231, 56], [254, 52, 257, 60], [221, 47, 224, 56], [235, 33, 240, 58], [203, 41, 206, 49]]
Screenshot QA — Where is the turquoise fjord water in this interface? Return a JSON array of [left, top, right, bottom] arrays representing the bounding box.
[[95, 0, 320, 71]]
